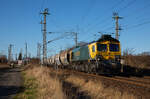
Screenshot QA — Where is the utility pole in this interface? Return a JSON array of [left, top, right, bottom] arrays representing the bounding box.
[[25, 42, 27, 59], [8, 44, 13, 63], [74, 32, 78, 47], [15, 53, 17, 61], [112, 12, 123, 40], [40, 8, 50, 64], [37, 43, 41, 60]]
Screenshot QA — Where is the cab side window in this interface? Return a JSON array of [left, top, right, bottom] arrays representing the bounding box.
[[92, 45, 95, 52]]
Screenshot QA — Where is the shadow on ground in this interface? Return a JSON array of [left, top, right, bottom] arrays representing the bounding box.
[[0, 86, 24, 98], [49, 72, 91, 99], [62, 81, 91, 99]]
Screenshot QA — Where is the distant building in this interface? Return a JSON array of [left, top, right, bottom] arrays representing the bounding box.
[[0, 55, 7, 63]]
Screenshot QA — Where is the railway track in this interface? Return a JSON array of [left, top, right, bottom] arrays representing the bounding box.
[[65, 69, 150, 88], [49, 67, 150, 98], [94, 74, 150, 88], [115, 76, 150, 85], [112, 76, 150, 88], [49, 67, 150, 89]]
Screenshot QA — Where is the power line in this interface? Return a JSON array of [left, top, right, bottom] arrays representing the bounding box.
[[123, 1, 150, 18], [82, 0, 124, 33], [40, 0, 47, 12], [48, 31, 78, 47], [80, 0, 97, 25], [94, 0, 124, 22], [84, 0, 137, 34], [118, 0, 137, 13], [101, 26, 115, 32], [125, 20, 150, 30], [99, 0, 136, 33]]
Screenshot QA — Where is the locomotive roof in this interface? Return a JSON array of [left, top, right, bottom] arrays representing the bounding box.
[[97, 35, 119, 43], [89, 34, 119, 44], [62, 35, 119, 52]]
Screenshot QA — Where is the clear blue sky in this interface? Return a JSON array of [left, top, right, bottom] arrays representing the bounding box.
[[0, 0, 150, 58]]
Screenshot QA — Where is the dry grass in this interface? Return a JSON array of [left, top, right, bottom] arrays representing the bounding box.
[[65, 75, 137, 99], [16, 65, 65, 99]]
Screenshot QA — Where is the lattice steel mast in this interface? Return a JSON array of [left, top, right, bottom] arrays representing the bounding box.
[[8, 44, 13, 63], [40, 8, 50, 63], [112, 13, 123, 40]]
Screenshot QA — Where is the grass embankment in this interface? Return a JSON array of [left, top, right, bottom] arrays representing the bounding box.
[[65, 75, 138, 99], [14, 65, 65, 99], [47, 68, 139, 99], [14, 65, 142, 99]]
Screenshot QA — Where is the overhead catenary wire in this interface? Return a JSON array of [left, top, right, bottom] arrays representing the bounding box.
[[103, 0, 137, 33], [117, 0, 137, 13], [124, 20, 150, 30], [120, 1, 150, 28], [82, 0, 125, 33], [40, 0, 49, 12], [123, 1, 150, 18], [82, 0, 138, 42], [76, 0, 97, 36], [84, 0, 137, 34], [80, 0, 97, 25], [40, 0, 46, 11]]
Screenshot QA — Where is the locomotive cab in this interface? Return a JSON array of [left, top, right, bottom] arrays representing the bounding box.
[[88, 35, 121, 64]]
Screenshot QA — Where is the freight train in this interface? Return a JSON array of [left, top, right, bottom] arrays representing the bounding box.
[[46, 34, 122, 74]]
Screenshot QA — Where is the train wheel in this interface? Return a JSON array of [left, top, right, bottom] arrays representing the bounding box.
[[85, 64, 89, 73]]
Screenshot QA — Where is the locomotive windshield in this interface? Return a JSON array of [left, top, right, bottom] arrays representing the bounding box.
[[109, 44, 119, 52], [97, 44, 107, 52]]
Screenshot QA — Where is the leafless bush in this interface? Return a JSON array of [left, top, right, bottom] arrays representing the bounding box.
[[123, 49, 150, 69], [29, 58, 40, 64]]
